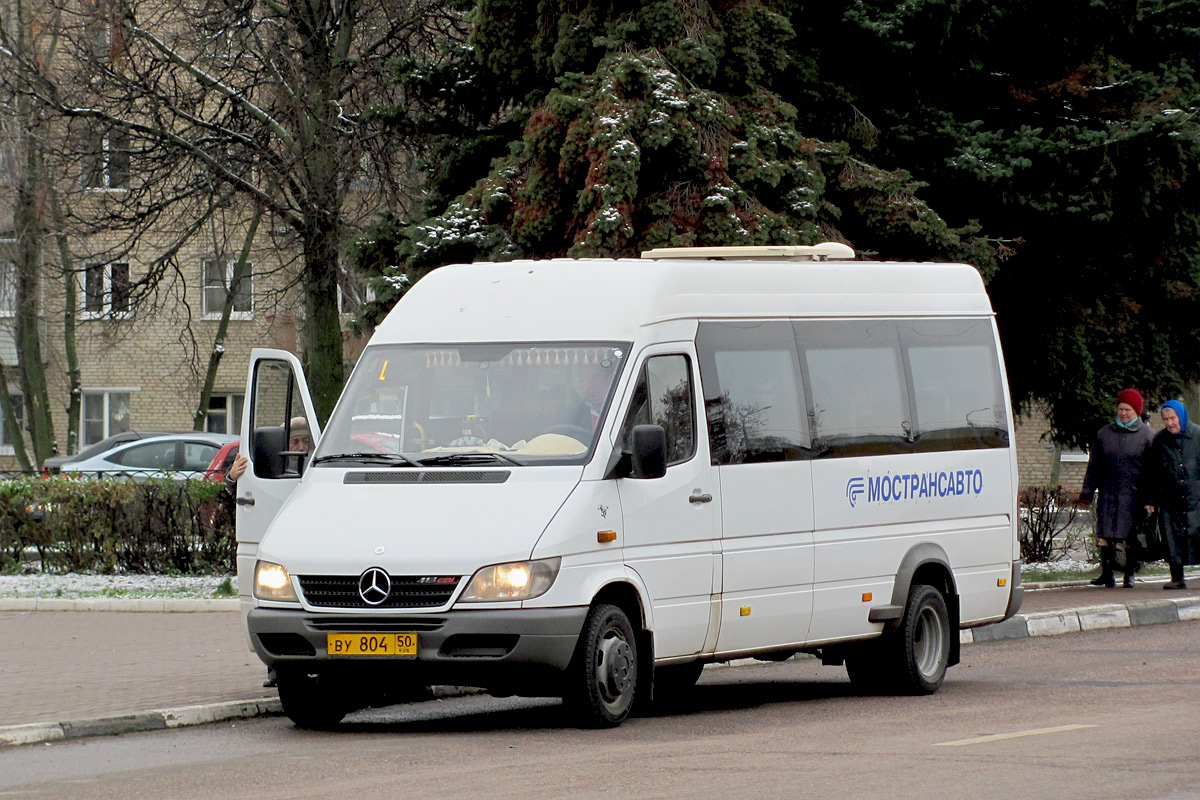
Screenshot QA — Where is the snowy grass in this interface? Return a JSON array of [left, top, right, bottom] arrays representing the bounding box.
[[0, 573, 236, 599]]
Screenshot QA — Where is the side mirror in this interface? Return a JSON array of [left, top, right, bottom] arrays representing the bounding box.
[[252, 426, 286, 479], [630, 424, 667, 480]]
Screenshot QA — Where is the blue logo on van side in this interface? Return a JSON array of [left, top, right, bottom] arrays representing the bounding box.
[[846, 477, 866, 508], [846, 470, 984, 508]]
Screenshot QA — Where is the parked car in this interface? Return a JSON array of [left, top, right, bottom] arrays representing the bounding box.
[[204, 441, 241, 483], [43, 430, 182, 473], [59, 433, 239, 480]]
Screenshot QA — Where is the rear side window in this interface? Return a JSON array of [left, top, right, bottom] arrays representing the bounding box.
[[696, 322, 809, 465], [898, 319, 1008, 450], [110, 441, 175, 469], [794, 318, 1009, 457], [620, 355, 696, 465]]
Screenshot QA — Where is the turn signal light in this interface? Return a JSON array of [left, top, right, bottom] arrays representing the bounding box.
[[597, 530, 617, 543]]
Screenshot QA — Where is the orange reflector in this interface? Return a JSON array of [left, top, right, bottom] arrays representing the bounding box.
[[862, 592, 872, 602], [597, 530, 617, 543], [997, 578, 1007, 587], [740, 606, 751, 616]]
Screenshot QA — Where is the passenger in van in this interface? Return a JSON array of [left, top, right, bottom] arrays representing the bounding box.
[[1079, 388, 1154, 588]]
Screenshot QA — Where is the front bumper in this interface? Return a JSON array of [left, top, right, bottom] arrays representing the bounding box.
[[247, 606, 588, 690]]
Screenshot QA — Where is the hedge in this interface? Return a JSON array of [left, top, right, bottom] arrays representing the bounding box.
[[0, 476, 235, 574]]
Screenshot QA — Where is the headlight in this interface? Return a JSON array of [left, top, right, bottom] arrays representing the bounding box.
[[459, 557, 561, 602], [254, 560, 298, 602]]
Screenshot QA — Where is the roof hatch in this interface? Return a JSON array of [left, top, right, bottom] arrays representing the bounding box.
[[640, 242, 855, 261]]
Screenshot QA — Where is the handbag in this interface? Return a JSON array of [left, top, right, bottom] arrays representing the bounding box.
[[1135, 513, 1167, 562]]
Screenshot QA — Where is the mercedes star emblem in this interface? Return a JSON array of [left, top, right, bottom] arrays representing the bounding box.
[[358, 567, 391, 606]]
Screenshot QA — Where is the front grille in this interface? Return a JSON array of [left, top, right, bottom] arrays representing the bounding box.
[[298, 574, 460, 609]]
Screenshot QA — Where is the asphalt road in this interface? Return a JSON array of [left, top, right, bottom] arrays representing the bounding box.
[[1, 621, 1197, 800]]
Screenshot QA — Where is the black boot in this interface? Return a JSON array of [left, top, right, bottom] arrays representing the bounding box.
[[1163, 563, 1187, 590], [1090, 545, 1115, 587]]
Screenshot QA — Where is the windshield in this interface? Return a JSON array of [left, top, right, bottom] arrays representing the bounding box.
[[315, 342, 630, 466]]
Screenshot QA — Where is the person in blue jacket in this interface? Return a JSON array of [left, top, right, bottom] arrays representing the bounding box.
[[1144, 399, 1200, 589]]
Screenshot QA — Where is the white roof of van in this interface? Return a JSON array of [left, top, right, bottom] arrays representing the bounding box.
[[373, 257, 993, 344]]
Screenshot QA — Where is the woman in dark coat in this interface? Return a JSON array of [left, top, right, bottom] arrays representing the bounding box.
[[1145, 399, 1200, 590], [1080, 388, 1155, 588]]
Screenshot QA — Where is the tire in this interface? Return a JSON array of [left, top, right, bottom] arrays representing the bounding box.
[[276, 668, 349, 730], [563, 604, 639, 727], [845, 583, 950, 695], [893, 583, 951, 695]]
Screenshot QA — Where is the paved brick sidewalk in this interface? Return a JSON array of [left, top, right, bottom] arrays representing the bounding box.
[[0, 610, 273, 728]]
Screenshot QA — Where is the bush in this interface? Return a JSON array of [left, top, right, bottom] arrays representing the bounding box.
[[0, 475, 235, 574], [1018, 485, 1080, 562]]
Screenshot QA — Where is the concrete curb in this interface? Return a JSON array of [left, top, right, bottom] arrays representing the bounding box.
[[0, 698, 281, 747], [2, 595, 1198, 749], [961, 596, 1200, 644]]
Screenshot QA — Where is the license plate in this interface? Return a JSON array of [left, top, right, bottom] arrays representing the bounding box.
[[326, 632, 418, 657]]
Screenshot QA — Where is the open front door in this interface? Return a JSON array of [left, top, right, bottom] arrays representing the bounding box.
[[235, 348, 322, 615]]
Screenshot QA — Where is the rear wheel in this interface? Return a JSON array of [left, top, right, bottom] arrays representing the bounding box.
[[563, 604, 638, 727], [895, 584, 950, 694], [276, 668, 349, 730], [845, 583, 950, 695]]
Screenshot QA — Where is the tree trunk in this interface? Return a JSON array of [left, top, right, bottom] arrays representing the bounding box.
[[13, 109, 56, 465], [194, 211, 261, 430], [0, 361, 32, 472], [48, 190, 82, 457], [301, 221, 344, 426]]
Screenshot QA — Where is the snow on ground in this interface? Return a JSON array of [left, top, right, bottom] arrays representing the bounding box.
[[0, 573, 232, 599]]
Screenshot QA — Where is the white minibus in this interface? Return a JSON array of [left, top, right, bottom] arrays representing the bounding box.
[[236, 243, 1023, 728]]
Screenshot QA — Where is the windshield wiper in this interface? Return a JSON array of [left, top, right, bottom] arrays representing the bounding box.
[[417, 452, 525, 467], [311, 452, 420, 467]]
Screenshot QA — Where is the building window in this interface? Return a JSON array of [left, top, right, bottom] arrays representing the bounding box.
[[81, 129, 130, 190], [0, 392, 23, 455], [82, 262, 131, 317], [202, 258, 253, 319], [82, 390, 132, 446], [0, 260, 15, 317], [206, 393, 244, 435], [338, 266, 375, 314]]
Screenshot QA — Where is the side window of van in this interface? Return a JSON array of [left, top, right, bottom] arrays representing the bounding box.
[[796, 320, 910, 456], [899, 319, 1009, 450], [620, 355, 696, 465], [794, 318, 1010, 457], [696, 322, 809, 465]]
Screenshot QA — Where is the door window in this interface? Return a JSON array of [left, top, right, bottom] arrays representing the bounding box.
[[250, 359, 314, 478], [620, 355, 696, 465]]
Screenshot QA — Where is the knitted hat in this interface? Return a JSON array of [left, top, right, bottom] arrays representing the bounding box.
[[1116, 388, 1144, 416]]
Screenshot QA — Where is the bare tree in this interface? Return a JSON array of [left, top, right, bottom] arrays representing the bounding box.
[[2, 0, 449, 423]]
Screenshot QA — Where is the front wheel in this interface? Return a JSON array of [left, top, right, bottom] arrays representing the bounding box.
[[563, 604, 639, 727]]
